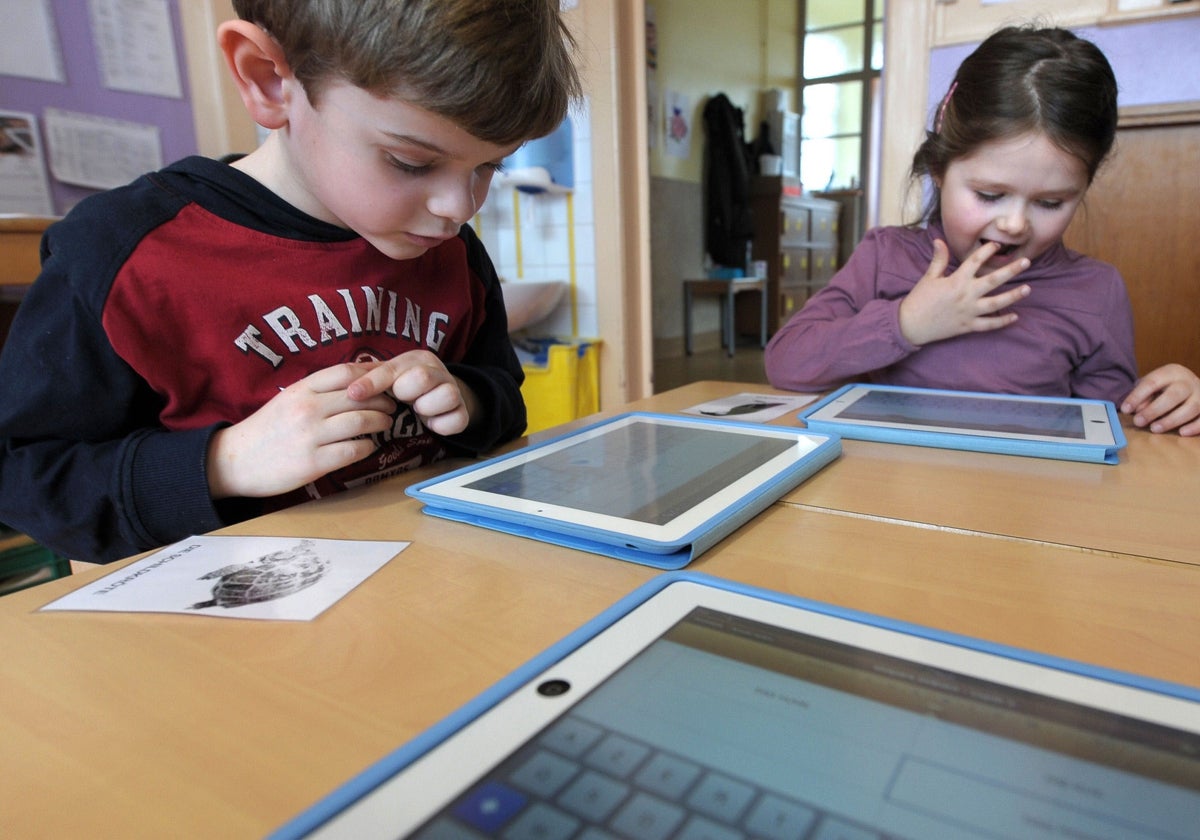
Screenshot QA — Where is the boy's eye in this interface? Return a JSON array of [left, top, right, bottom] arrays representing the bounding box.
[[385, 153, 431, 175]]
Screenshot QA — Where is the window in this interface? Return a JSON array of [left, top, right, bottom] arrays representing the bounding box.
[[799, 0, 882, 236]]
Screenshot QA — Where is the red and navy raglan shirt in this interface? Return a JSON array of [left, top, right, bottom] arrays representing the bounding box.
[[0, 156, 526, 564]]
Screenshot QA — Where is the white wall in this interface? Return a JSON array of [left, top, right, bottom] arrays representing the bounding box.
[[474, 102, 598, 339]]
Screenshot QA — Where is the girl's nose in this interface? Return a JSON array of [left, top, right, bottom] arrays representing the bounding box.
[[995, 205, 1029, 236]]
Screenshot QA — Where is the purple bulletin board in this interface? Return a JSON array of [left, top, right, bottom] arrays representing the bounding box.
[[0, 0, 199, 215], [926, 16, 1200, 128]]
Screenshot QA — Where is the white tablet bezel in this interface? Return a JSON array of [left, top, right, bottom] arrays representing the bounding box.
[[411, 414, 830, 549], [307, 579, 1200, 838], [805, 386, 1117, 446]]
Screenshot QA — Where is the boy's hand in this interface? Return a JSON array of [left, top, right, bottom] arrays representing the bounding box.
[[345, 349, 479, 438], [207, 363, 397, 499], [1120, 363, 1200, 436], [899, 239, 1031, 347]]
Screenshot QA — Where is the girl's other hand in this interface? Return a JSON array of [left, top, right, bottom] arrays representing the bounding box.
[[1121, 363, 1200, 436], [899, 239, 1031, 347]]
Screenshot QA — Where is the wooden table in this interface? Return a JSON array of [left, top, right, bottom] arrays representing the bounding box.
[[619, 381, 1200, 568], [2, 381, 1198, 837]]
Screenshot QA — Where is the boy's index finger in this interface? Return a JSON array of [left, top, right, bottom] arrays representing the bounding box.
[[345, 364, 398, 402]]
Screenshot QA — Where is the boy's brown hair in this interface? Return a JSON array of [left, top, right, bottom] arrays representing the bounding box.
[[231, 0, 581, 145]]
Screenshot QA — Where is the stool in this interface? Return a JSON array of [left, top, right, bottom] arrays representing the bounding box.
[[682, 277, 767, 357]]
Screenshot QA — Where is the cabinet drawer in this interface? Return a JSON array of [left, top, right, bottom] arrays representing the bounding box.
[[809, 246, 839, 287], [779, 206, 811, 248], [780, 248, 809, 287], [779, 283, 805, 321], [809, 205, 839, 246]]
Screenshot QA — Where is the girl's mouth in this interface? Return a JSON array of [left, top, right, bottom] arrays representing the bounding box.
[[981, 239, 1018, 256]]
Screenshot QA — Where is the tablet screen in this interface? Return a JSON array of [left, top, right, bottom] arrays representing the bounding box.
[[310, 582, 1200, 839], [463, 420, 796, 526], [410, 415, 836, 548], [842, 389, 1086, 437], [806, 386, 1117, 446]]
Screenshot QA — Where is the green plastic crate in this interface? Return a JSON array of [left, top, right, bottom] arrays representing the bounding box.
[[0, 539, 71, 596]]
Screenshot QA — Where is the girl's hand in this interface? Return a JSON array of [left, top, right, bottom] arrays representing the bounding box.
[[207, 362, 397, 499], [1121, 363, 1200, 436], [899, 239, 1032, 347], [345, 349, 479, 438]]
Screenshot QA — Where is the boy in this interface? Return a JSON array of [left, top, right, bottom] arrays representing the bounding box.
[[0, 0, 581, 564]]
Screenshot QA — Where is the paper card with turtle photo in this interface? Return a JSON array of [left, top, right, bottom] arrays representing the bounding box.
[[681, 391, 819, 424], [40, 536, 408, 620]]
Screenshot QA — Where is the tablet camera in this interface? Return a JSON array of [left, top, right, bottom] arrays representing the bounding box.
[[537, 679, 571, 697]]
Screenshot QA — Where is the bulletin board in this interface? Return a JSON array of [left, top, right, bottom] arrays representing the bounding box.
[[0, 0, 199, 216]]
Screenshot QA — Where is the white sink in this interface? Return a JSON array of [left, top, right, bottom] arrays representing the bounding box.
[[501, 280, 566, 333]]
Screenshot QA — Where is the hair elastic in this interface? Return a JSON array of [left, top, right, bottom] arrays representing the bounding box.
[[936, 80, 958, 133]]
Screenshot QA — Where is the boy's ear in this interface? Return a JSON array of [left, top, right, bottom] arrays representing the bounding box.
[[217, 20, 294, 130]]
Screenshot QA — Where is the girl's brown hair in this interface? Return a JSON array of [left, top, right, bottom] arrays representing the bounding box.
[[910, 26, 1118, 225]]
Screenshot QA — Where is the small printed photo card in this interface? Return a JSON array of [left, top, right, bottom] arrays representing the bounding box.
[[682, 391, 818, 423], [41, 535, 408, 621]]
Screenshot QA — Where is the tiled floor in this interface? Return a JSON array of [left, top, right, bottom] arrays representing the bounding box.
[[652, 346, 770, 394]]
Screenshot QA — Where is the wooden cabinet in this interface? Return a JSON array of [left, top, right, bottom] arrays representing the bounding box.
[[932, 0, 1107, 46], [930, 0, 1197, 47], [745, 177, 840, 335], [1063, 105, 1200, 377], [0, 216, 52, 347]]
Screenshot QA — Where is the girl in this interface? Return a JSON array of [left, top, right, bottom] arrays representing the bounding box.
[[764, 27, 1138, 406]]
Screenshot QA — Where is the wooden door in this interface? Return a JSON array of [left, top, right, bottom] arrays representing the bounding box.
[[1064, 105, 1200, 377]]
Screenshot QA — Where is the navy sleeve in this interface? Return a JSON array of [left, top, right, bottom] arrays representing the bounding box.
[[441, 225, 528, 455], [0, 189, 233, 563]]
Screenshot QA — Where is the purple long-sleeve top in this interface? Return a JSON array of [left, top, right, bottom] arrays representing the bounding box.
[[763, 222, 1137, 404]]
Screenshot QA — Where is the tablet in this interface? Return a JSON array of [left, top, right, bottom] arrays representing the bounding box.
[[273, 573, 1200, 839], [801, 384, 1125, 464], [406, 413, 841, 569]]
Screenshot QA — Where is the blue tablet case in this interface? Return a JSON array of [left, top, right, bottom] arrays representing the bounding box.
[[801, 384, 1126, 464], [268, 571, 1200, 839], [406, 412, 842, 570]]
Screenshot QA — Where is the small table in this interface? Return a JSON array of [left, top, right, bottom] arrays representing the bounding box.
[[682, 276, 767, 357]]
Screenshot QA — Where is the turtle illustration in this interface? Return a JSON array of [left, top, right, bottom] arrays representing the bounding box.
[[700, 400, 784, 417], [188, 539, 328, 609]]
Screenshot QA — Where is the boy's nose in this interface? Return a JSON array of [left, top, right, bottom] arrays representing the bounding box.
[[429, 177, 479, 225]]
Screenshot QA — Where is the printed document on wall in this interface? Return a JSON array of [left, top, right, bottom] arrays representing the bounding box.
[[87, 0, 183, 98], [0, 0, 66, 82], [43, 108, 163, 191], [0, 111, 55, 215]]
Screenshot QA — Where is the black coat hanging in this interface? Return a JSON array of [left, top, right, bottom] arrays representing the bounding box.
[[702, 93, 755, 268]]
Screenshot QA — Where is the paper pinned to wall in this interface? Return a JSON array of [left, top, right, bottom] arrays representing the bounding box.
[[0, 0, 66, 82], [43, 107, 163, 190], [664, 89, 692, 159], [87, 0, 183, 98], [0, 111, 55, 215]]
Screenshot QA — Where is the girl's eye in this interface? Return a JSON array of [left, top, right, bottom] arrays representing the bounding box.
[[1037, 199, 1064, 210], [975, 191, 1002, 203]]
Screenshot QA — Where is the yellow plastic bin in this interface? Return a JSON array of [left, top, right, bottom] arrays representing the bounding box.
[[518, 338, 601, 434]]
